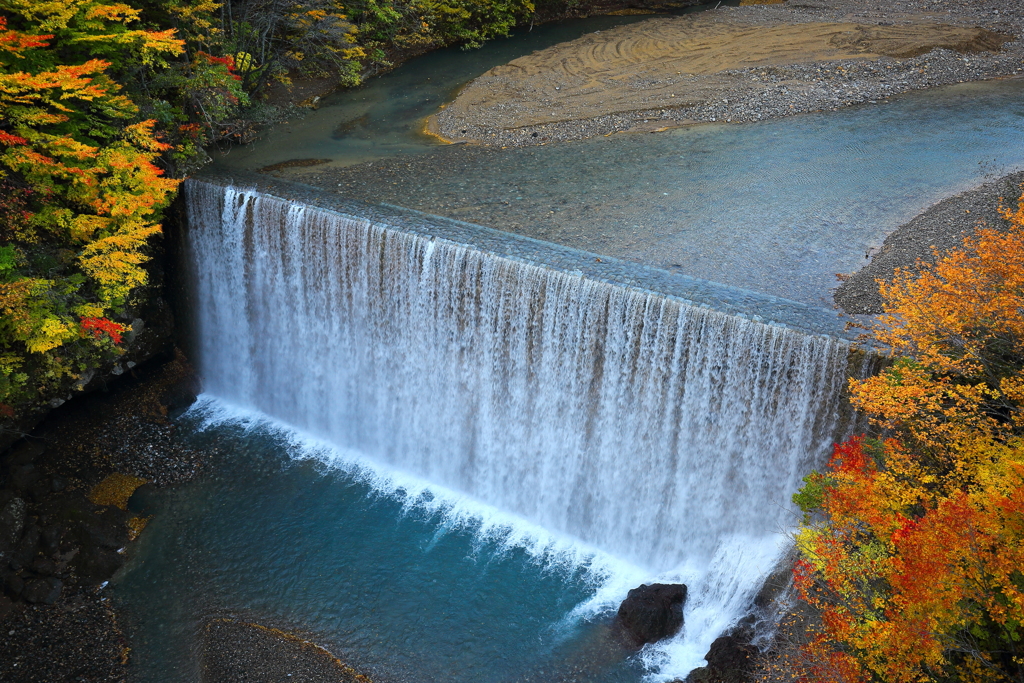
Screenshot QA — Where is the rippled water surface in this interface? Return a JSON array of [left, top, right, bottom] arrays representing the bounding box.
[[213, 7, 1024, 308], [210, 3, 728, 170]]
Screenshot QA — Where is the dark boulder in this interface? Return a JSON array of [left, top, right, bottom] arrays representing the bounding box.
[[4, 572, 24, 597], [4, 440, 44, 469], [29, 557, 58, 577], [709, 635, 757, 681], [8, 463, 40, 493], [617, 583, 687, 646], [160, 380, 198, 419], [22, 576, 62, 604], [686, 634, 758, 683], [73, 507, 129, 551], [10, 522, 40, 570], [40, 523, 64, 556], [126, 483, 160, 515]]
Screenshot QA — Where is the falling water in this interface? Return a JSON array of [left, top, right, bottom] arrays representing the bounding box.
[[182, 178, 857, 675]]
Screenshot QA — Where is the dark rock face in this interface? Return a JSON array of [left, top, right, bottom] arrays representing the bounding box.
[[4, 573, 24, 597], [617, 583, 687, 646], [74, 546, 125, 585], [687, 635, 758, 683], [8, 463, 40, 492], [73, 505, 129, 552], [160, 381, 198, 419]]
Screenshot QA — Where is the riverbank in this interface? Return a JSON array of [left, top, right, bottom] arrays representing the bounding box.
[[0, 352, 203, 682], [202, 619, 371, 683], [429, 0, 1022, 146], [835, 169, 1024, 314]]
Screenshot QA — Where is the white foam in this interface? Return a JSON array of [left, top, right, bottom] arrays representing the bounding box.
[[186, 395, 641, 582]]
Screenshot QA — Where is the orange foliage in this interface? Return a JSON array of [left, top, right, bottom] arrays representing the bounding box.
[[0, 2, 181, 410], [795, 191, 1024, 683]]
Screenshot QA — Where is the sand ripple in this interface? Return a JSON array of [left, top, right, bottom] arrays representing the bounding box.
[[429, 10, 1012, 142]]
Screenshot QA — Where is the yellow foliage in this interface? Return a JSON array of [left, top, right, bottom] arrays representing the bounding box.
[[0, 5, 181, 410], [88, 472, 148, 509], [24, 316, 77, 353], [797, 189, 1024, 683], [854, 190, 1024, 453]]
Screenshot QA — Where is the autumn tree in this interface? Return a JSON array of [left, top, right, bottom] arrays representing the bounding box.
[[0, 2, 182, 415], [792, 192, 1024, 683]]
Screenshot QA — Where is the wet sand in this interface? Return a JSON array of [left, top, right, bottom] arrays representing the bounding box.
[[429, 0, 1021, 146]]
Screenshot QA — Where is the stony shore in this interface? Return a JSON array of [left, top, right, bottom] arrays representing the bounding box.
[[0, 352, 204, 682], [430, 0, 1024, 147], [202, 619, 371, 683], [836, 169, 1024, 314]]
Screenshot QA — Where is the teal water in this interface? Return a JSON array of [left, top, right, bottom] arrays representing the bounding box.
[[117, 401, 650, 683]]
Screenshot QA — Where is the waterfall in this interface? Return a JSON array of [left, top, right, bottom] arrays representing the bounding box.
[[183, 178, 856, 670]]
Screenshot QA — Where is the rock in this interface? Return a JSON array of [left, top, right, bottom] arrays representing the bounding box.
[[4, 572, 23, 597], [29, 557, 58, 577], [0, 594, 12, 622], [160, 378, 199, 419], [686, 635, 758, 683], [22, 577, 62, 604], [126, 483, 159, 515], [617, 583, 687, 646], [74, 507, 129, 550], [8, 463, 40, 492], [4, 440, 44, 468], [10, 523, 40, 569], [40, 524, 64, 556], [0, 496, 25, 551], [28, 476, 54, 503]]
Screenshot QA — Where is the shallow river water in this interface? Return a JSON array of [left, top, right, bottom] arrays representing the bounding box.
[[265, 77, 1024, 307]]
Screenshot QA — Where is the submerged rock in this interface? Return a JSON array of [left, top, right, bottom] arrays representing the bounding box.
[[617, 582, 687, 646]]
